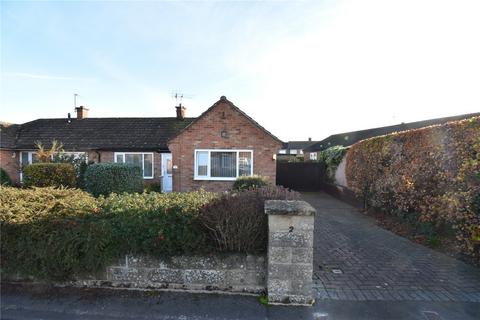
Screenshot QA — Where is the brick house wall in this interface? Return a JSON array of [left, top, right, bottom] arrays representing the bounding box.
[[168, 100, 282, 192], [0, 149, 20, 185], [1, 149, 163, 186]]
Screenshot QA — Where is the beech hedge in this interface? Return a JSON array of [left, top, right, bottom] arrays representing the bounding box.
[[346, 116, 480, 263]]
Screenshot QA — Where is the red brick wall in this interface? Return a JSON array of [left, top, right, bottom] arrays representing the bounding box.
[[0, 149, 20, 185], [168, 101, 282, 192]]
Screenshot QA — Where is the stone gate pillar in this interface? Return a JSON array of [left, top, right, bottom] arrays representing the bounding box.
[[265, 200, 316, 306]]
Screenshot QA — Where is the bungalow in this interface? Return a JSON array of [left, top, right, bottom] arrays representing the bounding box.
[[0, 96, 283, 192]]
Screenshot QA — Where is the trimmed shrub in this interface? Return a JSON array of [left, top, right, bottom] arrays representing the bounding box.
[[0, 168, 12, 186], [319, 145, 348, 182], [0, 187, 216, 280], [198, 186, 300, 253], [85, 163, 143, 196], [23, 163, 77, 188], [346, 116, 480, 263], [232, 175, 270, 191]]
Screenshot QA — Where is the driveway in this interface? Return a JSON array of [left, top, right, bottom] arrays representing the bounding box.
[[301, 192, 480, 302]]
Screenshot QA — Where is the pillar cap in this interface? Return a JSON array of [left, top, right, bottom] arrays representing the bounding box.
[[265, 200, 316, 216]]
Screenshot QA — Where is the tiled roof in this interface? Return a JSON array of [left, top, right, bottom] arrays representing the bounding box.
[[285, 140, 318, 150], [0, 122, 21, 149], [304, 112, 480, 152], [2, 117, 195, 151]]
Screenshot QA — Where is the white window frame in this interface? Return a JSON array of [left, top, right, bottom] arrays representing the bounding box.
[[309, 152, 317, 160], [194, 149, 253, 181], [290, 149, 298, 155], [114, 152, 154, 179]]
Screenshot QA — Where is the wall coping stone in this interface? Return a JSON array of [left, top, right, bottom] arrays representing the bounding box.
[[265, 200, 316, 216]]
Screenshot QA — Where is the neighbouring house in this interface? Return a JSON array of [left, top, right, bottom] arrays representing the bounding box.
[[303, 112, 480, 161], [0, 96, 283, 192], [277, 139, 317, 162]]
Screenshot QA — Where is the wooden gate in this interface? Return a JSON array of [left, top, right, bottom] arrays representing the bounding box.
[[276, 162, 326, 191]]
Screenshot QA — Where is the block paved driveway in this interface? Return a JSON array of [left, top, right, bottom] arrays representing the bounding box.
[[301, 192, 480, 302]]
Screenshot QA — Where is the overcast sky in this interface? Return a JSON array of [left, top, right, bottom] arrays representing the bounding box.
[[1, 0, 479, 141]]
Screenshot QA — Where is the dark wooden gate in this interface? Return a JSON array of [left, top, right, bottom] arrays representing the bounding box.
[[276, 162, 326, 191]]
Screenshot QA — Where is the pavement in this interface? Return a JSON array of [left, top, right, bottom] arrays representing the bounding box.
[[2, 191, 480, 319], [301, 192, 480, 303], [2, 284, 480, 320]]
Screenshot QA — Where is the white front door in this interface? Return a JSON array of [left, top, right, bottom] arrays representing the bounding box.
[[161, 153, 173, 192]]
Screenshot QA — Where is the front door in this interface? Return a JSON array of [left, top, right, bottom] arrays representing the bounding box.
[[161, 153, 173, 192]]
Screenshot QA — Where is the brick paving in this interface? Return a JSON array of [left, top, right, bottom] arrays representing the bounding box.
[[301, 192, 480, 302]]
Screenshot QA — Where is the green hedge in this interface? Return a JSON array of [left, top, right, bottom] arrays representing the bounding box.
[[23, 163, 77, 188], [0, 168, 12, 186], [84, 163, 143, 196], [319, 145, 348, 182], [346, 116, 480, 263], [232, 175, 270, 191], [0, 187, 217, 280]]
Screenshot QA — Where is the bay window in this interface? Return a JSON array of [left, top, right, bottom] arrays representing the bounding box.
[[194, 149, 253, 180], [114, 152, 154, 179]]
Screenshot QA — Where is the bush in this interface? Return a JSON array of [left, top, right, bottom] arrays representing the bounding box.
[[0, 186, 216, 280], [346, 116, 480, 263], [198, 186, 300, 253], [319, 145, 348, 182], [85, 163, 143, 196], [23, 163, 77, 188], [0, 168, 12, 186], [233, 175, 271, 191]]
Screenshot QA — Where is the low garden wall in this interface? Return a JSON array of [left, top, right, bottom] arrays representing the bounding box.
[[69, 254, 266, 294]]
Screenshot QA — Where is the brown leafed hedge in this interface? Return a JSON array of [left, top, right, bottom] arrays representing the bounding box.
[[346, 116, 480, 263]]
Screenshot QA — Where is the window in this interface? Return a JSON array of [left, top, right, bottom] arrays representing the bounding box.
[[309, 152, 318, 160], [194, 149, 253, 180], [20, 151, 38, 167], [114, 152, 154, 179], [290, 149, 298, 155], [279, 149, 287, 154]]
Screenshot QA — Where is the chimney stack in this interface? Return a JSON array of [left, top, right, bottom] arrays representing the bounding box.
[[75, 106, 89, 119], [176, 104, 186, 120], [308, 137, 312, 141]]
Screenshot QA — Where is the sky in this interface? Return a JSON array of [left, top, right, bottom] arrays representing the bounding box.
[[1, 0, 479, 141]]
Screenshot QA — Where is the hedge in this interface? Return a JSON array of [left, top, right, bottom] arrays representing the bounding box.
[[319, 145, 348, 182], [199, 185, 300, 253], [84, 163, 143, 196], [23, 163, 77, 188], [346, 116, 480, 263], [0, 168, 12, 186], [232, 175, 270, 191], [0, 187, 216, 280]]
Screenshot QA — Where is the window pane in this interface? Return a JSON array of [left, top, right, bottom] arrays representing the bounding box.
[[116, 154, 124, 162], [144, 154, 153, 177], [211, 152, 236, 178], [166, 159, 172, 175], [125, 154, 142, 169], [239, 152, 252, 176], [196, 151, 208, 176], [31, 153, 38, 163], [21, 152, 29, 166]]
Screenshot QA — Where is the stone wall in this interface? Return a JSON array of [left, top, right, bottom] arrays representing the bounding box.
[[265, 200, 316, 306], [72, 254, 266, 294]]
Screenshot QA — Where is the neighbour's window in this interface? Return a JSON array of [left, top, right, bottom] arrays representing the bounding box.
[[290, 149, 298, 155], [194, 150, 253, 180], [279, 149, 287, 154], [20, 151, 38, 166], [310, 152, 317, 160], [114, 152, 154, 179]]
